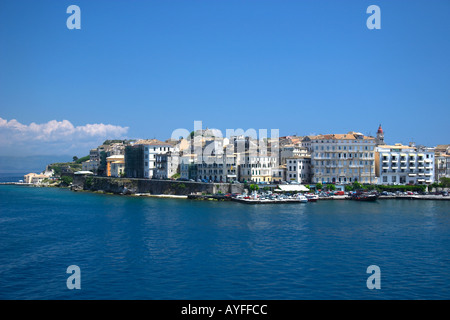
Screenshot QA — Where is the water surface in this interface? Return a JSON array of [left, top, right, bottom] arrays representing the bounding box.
[[0, 185, 449, 299]]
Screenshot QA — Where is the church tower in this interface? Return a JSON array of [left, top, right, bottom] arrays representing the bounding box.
[[376, 124, 385, 145]]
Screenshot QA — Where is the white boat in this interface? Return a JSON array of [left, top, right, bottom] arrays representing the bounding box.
[[305, 194, 319, 202], [296, 194, 308, 203]]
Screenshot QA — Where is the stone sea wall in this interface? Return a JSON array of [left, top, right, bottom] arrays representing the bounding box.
[[73, 175, 244, 195]]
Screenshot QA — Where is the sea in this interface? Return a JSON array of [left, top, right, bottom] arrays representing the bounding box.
[[0, 174, 449, 300]]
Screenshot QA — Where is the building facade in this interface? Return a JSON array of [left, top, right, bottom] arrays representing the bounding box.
[[311, 132, 377, 184], [154, 152, 180, 179], [238, 153, 278, 183], [434, 145, 450, 182], [124, 144, 145, 178], [375, 144, 435, 185], [285, 156, 312, 184]]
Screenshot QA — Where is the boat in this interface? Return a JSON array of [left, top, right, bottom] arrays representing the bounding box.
[[351, 191, 379, 201], [305, 193, 319, 202], [296, 194, 308, 203]]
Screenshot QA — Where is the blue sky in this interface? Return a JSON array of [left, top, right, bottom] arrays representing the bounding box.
[[0, 0, 449, 158]]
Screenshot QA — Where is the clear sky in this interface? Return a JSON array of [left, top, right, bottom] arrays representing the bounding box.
[[0, 0, 449, 158]]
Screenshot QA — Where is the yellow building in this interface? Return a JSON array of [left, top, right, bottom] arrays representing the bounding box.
[[106, 155, 125, 177]]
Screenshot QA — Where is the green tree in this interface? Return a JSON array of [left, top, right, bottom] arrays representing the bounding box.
[[353, 181, 363, 190], [345, 185, 353, 192], [60, 176, 73, 186], [75, 155, 90, 164], [72, 156, 78, 162], [440, 177, 450, 188], [249, 184, 259, 192], [315, 182, 323, 190], [171, 173, 181, 179], [327, 184, 336, 191]]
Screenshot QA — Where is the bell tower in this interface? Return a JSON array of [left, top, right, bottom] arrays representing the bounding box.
[[376, 124, 385, 145]]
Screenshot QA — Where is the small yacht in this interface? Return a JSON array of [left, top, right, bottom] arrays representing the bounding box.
[[305, 193, 319, 202], [296, 194, 308, 203]]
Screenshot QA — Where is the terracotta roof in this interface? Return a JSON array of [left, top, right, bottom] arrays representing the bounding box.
[[310, 132, 375, 141], [134, 139, 172, 146]]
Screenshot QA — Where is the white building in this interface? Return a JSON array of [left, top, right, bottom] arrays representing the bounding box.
[[82, 159, 99, 172], [154, 152, 180, 179], [310, 132, 377, 184], [434, 145, 450, 182], [286, 156, 312, 184], [133, 139, 176, 178], [197, 153, 238, 183], [238, 152, 278, 183], [375, 144, 435, 185]]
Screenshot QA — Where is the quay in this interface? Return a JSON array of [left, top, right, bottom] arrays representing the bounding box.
[[231, 198, 308, 204]]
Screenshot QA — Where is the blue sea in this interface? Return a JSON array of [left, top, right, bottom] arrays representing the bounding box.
[[0, 184, 449, 300]]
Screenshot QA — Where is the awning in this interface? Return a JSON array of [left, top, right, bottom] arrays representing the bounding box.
[[275, 185, 310, 192], [418, 154, 424, 157]]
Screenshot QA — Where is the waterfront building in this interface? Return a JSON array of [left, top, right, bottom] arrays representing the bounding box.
[[179, 153, 198, 180], [238, 152, 278, 183], [310, 132, 377, 184], [375, 144, 435, 185], [106, 155, 125, 177], [271, 165, 286, 183], [434, 145, 450, 181], [81, 159, 99, 173], [154, 152, 180, 179], [24, 173, 48, 184], [197, 153, 238, 183], [131, 139, 176, 178], [124, 144, 145, 178], [285, 156, 312, 184], [108, 156, 125, 178]]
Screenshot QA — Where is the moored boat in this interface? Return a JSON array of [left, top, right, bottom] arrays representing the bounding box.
[[351, 192, 379, 201], [296, 194, 308, 203], [305, 193, 319, 202]]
